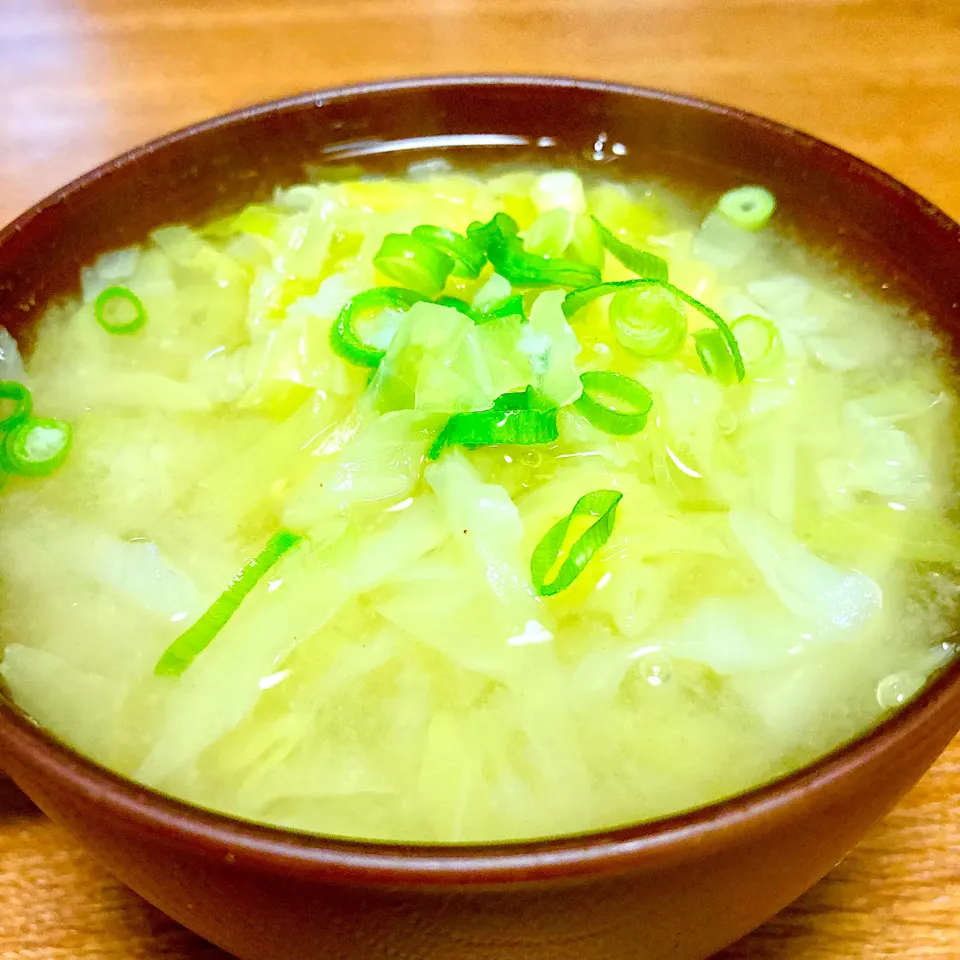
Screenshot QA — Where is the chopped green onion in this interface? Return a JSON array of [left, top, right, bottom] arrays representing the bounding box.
[[716, 186, 776, 231], [373, 233, 455, 296], [531, 489, 623, 596], [730, 314, 782, 366], [694, 329, 739, 385], [591, 217, 669, 281], [94, 286, 147, 335], [411, 225, 486, 278], [428, 386, 558, 460], [330, 287, 429, 368], [468, 213, 601, 289], [466, 212, 520, 253], [434, 295, 478, 320], [563, 279, 745, 382], [0, 381, 32, 430], [479, 293, 526, 323], [3, 416, 72, 476], [490, 238, 602, 289], [573, 371, 653, 435], [155, 530, 303, 678], [608, 285, 688, 358], [670, 285, 744, 383], [434, 294, 526, 325], [563, 279, 647, 320]]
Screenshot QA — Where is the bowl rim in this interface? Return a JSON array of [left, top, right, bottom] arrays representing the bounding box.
[[2, 73, 959, 886]]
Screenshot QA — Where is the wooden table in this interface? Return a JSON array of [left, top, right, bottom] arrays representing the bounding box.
[[1, 0, 959, 957]]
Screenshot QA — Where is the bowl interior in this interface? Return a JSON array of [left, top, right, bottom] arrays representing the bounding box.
[[1, 76, 960, 880]]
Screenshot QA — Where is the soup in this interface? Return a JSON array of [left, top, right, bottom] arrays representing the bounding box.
[[0, 165, 957, 843]]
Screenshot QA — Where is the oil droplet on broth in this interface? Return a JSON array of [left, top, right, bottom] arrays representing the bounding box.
[[875, 671, 923, 710], [638, 652, 674, 688]]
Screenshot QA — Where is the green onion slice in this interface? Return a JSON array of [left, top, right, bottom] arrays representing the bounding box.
[[573, 371, 653, 435], [563, 279, 745, 382], [489, 238, 602, 289], [730, 314, 781, 366], [434, 294, 526, 325], [531, 489, 623, 596], [716, 186, 776, 231], [468, 213, 600, 289], [330, 287, 429, 367], [694, 329, 739, 385], [478, 293, 526, 323], [373, 233, 455, 295], [3, 416, 72, 476], [466, 212, 521, 253], [591, 217, 669, 281], [563, 279, 648, 319], [155, 530, 303, 678], [608, 284, 688, 358], [411, 225, 486, 278], [428, 386, 558, 460], [94, 286, 147, 335], [0, 380, 32, 430], [434, 295, 479, 320]]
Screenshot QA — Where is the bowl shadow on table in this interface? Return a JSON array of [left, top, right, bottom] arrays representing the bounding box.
[[0, 772, 44, 822]]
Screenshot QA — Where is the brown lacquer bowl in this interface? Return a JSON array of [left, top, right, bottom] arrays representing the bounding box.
[[1, 77, 959, 960]]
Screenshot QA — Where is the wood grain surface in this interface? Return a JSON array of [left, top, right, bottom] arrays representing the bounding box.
[[1, 0, 959, 957]]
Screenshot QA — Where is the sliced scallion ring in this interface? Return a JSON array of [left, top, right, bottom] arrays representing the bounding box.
[[3, 416, 72, 476], [373, 233, 455, 295], [591, 217, 669, 281], [330, 287, 429, 368], [573, 371, 653, 435], [0, 380, 32, 430], [411, 225, 486, 278], [694, 329, 739, 385], [730, 314, 782, 366], [94, 286, 147, 335], [531, 489, 623, 596], [155, 529, 303, 678], [563, 279, 745, 382], [608, 284, 687, 358], [716, 186, 776, 231]]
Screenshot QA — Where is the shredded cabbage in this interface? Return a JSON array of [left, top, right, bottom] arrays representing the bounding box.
[[1, 164, 957, 846]]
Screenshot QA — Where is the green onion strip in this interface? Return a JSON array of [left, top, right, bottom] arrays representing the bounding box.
[[155, 530, 303, 678], [563, 279, 745, 382], [428, 386, 558, 461], [94, 286, 148, 335], [573, 371, 653, 435], [591, 217, 669, 281], [531, 489, 623, 596]]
